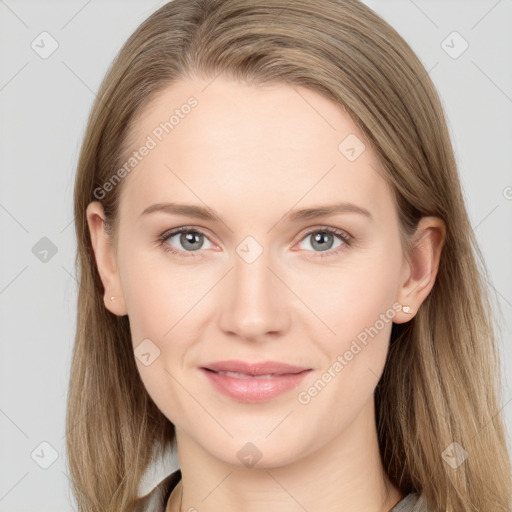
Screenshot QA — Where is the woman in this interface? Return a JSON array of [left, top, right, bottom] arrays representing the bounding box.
[[66, 1, 512, 511]]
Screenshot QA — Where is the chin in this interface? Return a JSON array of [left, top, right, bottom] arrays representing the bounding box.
[[202, 433, 312, 470]]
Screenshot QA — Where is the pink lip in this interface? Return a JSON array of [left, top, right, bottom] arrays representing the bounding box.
[[200, 360, 312, 403]]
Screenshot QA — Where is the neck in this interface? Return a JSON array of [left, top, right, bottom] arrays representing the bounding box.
[[168, 398, 402, 512]]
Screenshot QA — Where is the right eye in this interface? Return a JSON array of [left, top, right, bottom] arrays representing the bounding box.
[[157, 227, 215, 257]]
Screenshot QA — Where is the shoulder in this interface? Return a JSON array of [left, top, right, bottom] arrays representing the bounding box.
[[131, 469, 182, 512], [389, 492, 432, 512]]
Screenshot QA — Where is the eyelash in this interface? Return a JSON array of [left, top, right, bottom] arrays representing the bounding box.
[[155, 225, 353, 259]]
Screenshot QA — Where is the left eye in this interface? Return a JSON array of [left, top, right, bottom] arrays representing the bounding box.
[[297, 229, 347, 253]]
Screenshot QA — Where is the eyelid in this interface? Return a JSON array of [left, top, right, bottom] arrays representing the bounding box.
[[295, 225, 352, 244]]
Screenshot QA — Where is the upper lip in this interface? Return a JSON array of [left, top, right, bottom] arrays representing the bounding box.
[[202, 360, 311, 376]]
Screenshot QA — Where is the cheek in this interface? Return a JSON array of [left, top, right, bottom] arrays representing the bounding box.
[[290, 237, 402, 341], [119, 250, 201, 426], [295, 236, 402, 401], [120, 246, 209, 343], [295, 277, 397, 434]]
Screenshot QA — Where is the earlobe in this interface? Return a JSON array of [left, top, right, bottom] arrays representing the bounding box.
[[394, 216, 446, 324], [103, 293, 127, 316], [86, 201, 128, 316]]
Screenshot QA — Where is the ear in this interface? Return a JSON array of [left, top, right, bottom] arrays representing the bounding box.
[[86, 201, 127, 316], [394, 216, 446, 324]]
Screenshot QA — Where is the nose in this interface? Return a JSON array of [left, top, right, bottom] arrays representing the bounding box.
[[218, 245, 291, 341]]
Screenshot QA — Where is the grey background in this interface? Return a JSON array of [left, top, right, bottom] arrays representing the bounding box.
[[0, 1, 511, 510]]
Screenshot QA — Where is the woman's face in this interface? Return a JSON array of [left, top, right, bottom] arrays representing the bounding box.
[[91, 76, 415, 467]]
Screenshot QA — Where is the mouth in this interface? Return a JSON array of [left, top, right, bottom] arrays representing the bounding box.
[[203, 369, 303, 379], [201, 359, 311, 376], [200, 360, 312, 403]]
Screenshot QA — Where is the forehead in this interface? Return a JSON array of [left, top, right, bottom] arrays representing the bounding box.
[[118, 76, 394, 226]]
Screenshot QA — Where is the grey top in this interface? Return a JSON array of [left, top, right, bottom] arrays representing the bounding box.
[[132, 469, 428, 512], [389, 492, 427, 512]]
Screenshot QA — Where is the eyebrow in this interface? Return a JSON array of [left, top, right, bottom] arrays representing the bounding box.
[[139, 201, 373, 223]]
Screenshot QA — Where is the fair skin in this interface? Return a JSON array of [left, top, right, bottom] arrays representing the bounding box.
[[87, 76, 445, 512]]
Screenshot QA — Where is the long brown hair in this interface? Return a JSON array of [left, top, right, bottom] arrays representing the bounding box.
[[67, 1, 512, 510]]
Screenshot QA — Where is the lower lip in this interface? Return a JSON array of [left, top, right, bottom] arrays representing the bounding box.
[[201, 368, 311, 403]]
